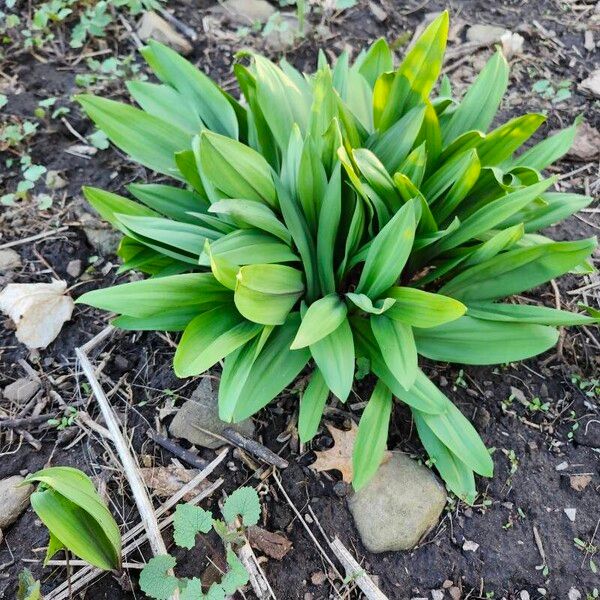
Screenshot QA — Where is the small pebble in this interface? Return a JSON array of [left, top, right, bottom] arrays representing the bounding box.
[[66, 259, 82, 278], [310, 571, 326, 586], [564, 508, 577, 522]]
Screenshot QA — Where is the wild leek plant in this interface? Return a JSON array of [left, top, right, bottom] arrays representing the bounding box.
[[76, 12, 597, 503]]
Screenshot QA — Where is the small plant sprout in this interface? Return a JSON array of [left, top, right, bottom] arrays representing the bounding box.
[[75, 12, 599, 504], [139, 486, 260, 599], [24, 467, 122, 571]]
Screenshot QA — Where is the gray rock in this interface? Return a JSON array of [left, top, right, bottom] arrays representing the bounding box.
[[466, 24, 509, 45], [0, 249, 22, 272], [137, 11, 192, 55], [0, 476, 33, 530], [348, 452, 446, 552], [3, 377, 41, 404], [83, 226, 121, 256], [66, 259, 82, 278], [169, 378, 254, 449], [217, 0, 276, 25]]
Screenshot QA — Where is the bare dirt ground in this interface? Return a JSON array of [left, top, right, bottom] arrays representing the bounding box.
[[1, 1, 599, 599]]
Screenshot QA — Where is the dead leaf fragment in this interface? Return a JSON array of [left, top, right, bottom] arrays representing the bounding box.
[[579, 70, 600, 98], [309, 422, 391, 483], [247, 526, 292, 560], [569, 474, 591, 492], [0, 280, 74, 349], [139, 465, 209, 501], [462, 539, 479, 552]]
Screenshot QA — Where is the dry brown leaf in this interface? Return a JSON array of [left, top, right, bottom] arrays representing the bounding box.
[[247, 526, 293, 560], [0, 280, 74, 349], [309, 422, 391, 483], [139, 465, 210, 501]]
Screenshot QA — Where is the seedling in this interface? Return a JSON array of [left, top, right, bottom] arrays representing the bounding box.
[[139, 486, 259, 599], [24, 466, 121, 571]]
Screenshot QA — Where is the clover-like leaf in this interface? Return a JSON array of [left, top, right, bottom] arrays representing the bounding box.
[[139, 555, 179, 600], [221, 487, 260, 527], [173, 504, 213, 550]]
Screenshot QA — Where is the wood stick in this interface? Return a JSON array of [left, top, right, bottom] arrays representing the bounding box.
[[222, 427, 288, 469], [0, 226, 69, 249], [329, 538, 388, 600], [146, 429, 209, 470], [0, 414, 56, 429], [75, 347, 178, 599], [237, 540, 275, 600]]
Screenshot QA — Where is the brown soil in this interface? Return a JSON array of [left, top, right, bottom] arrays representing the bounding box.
[[1, 1, 599, 599]]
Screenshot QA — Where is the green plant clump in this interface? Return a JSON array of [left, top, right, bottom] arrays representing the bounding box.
[[139, 487, 257, 600], [76, 12, 598, 503]]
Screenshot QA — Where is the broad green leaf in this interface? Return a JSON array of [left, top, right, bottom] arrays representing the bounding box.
[[423, 178, 555, 259], [174, 149, 207, 197], [26, 467, 121, 570], [141, 40, 238, 139], [174, 307, 262, 377], [377, 12, 449, 130], [413, 413, 476, 503], [17, 569, 41, 600], [222, 487, 260, 526], [77, 273, 231, 318], [219, 313, 310, 422], [440, 238, 596, 301], [205, 240, 238, 289], [291, 293, 347, 349], [351, 317, 445, 414], [139, 555, 178, 600], [173, 504, 213, 549], [201, 230, 299, 266], [476, 114, 546, 166], [397, 141, 427, 187], [209, 199, 291, 243], [421, 149, 479, 205], [371, 315, 418, 390], [357, 38, 393, 88], [128, 183, 208, 224], [442, 50, 509, 144], [234, 264, 304, 325], [356, 198, 417, 298], [126, 80, 202, 135], [370, 104, 426, 174], [317, 165, 342, 294], [385, 287, 466, 327], [523, 192, 593, 232], [466, 302, 599, 326], [199, 131, 278, 208], [511, 118, 580, 171], [250, 54, 309, 150], [298, 135, 328, 232], [221, 548, 250, 595], [83, 186, 158, 234], [115, 214, 217, 257], [353, 148, 402, 212], [414, 316, 559, 363], [345, 293, 396, 315], [112, 306, 204, 332], [352, 379, 392, 489], [418, 399, 493, 477], [461, 224, 524, 268], [298, 368, 329, 443], [274, 177, 319, 302], [310, 317, 354, 401], [76, 95, 191, 178]]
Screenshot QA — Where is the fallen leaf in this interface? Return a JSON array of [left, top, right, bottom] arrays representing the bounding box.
[[309, 422, 391, 483], [462, 539, 479, 552], [569, 474, 591, 492], [247, 526, 292, 560], [139, 465, 209, 501], [579, 70, 600, 98], [0, 280, 74, 349]]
